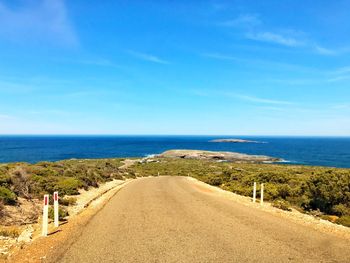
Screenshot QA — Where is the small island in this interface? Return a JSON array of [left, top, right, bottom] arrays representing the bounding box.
[[210, 139, 265, 144]]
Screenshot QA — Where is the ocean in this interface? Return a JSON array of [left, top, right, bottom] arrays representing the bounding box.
[[0, 136, 349, 168]]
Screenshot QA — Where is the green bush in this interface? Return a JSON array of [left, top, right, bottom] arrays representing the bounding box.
[[332, 204, 350, 216], [0, 174, 11, 185], [0, 186, 16, 205], [206, 177, 223, 186], [272, 199, 292, 211], [54, 178, 83, 195], [48, 206, 69, 221], [60, 197, 77, 206], [0, 200, 4, 217], [335, 216, 350, 227]]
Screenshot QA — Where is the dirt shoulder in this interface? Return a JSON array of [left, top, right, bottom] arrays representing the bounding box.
[[187, 177, 350, 240]]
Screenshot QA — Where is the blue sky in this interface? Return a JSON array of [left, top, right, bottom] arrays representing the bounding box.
[[0, 0, 349, 135]]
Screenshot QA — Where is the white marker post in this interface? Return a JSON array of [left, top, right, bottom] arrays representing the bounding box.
[[42, 194, 49, 236], [54, 191, 59, 227], [157, 172, 160, 177], [260, 183, 264, 205], [253, 182, 257, 203]]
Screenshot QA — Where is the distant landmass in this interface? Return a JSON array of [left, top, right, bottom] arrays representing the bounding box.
[[210, 139, 266, 144], [156, 149, 280, 163]]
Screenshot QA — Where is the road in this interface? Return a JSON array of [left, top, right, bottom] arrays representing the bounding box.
[[58, 176, 350, 263]]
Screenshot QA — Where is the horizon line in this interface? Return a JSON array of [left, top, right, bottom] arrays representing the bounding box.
[[0, 134, 349, 138]]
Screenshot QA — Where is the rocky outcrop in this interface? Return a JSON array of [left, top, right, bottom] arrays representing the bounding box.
[[157, 150, 280, 163]]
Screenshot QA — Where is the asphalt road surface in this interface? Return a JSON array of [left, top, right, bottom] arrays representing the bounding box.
[[59, 176, 350, 263]]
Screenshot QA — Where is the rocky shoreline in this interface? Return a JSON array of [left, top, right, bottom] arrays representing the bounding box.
[[156, 149, 281, 163]]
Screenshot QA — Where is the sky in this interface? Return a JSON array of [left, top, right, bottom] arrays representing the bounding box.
[[0, 0, 350, 136]]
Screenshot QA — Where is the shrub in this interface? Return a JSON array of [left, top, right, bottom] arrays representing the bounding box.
[[206, 177, 223, 186], [332, 204, 350, 216], [112, 173, 123, 180], [0, 227, 20, 238], [306, 172, 350, 214], [0, 186, 16, 205], [48, 206, 69, 221], [60, 197, 77, 206], [0, 200, 4, 217], [335, 216, 350, 227], [0, 173, 11, 185], [277, 184, 292, 199], [54, 178, 83, 195], [272, 199, 292, 211]]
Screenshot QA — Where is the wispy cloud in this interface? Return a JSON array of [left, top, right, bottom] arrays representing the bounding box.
[[245, 32, 304, 47], [220, 14, 261, 28], [202, 53, 240, 61], [220, 14, 305, 48], [314, 46, 337, 56], [327, 66, 350, 82], [0, 0, 77, 46], [334, 67, 350, 75], [228, 94, 294, 105], [189, 88, 294, 106], [54, 57, 121, 68], [328, 75, 350, 82], [219, 13, 341, 55], [128, 50, 170, 64], [74, 59, 115, 67], [202, 53, 322, 73]]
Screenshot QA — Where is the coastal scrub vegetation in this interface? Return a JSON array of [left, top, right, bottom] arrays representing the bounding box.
[[0, 158, 350, 227], [0, 159, 125, 203]]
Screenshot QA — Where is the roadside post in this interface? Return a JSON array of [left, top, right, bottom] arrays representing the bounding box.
[[253, 182, 256, 203], [42, 194, 49, 236], [54, 191, 59, 227], [158, 172, 160, 177], [260, 183, 264, 205]]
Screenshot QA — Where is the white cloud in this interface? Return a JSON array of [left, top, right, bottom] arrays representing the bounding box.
[[328, 75, 350, 82], [220, 13, 341, 56], [0, 0, 77, 46], [246, 32, 304, 47], [334, 67, 350, 75], [314, 46, 337, 55], [202, 52, 321, 73], [202, 53, 239, 61], [190, 88, 294, 106], [327, 66, 350, 82], [230, 94, 294, 105], [220, 14, 261, 28], [128, 50, 170, 64]]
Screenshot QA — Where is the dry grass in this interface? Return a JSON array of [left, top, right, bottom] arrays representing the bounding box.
[[0, 226, 20, 238]]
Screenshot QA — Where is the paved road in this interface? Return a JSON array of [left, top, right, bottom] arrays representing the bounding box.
[[59, 176, 350, 263]]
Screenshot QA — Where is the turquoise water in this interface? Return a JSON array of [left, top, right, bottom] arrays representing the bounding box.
[[0, 136, 349, 168]]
